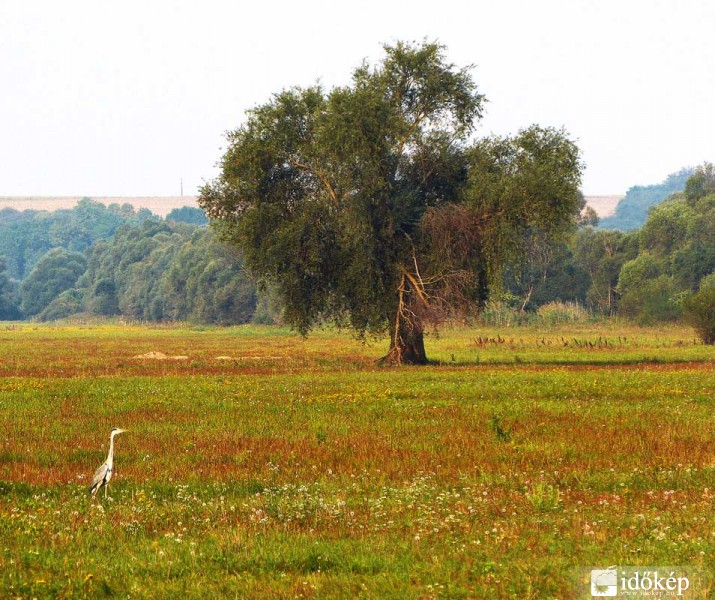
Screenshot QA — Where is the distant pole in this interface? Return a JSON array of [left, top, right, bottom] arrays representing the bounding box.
[[180, 178, 184, 197]]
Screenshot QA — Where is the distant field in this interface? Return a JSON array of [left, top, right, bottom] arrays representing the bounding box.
[[0, 196, 200, 218], [0, 322, 712, 598], [0, 195, 620, 218]]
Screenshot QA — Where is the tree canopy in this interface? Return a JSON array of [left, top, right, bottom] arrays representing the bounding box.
[[0, 198, 157, 280], [19, 248, 87, 317], [82, 222, 257, 324], [200, 41, 584, 363], [166, 206, 208, 225]]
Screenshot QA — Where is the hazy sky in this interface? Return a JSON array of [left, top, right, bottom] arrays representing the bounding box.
[[1, 0, 713, 196]]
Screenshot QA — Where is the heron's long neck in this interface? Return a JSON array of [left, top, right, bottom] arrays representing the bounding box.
[[107, 435, 116, 465]]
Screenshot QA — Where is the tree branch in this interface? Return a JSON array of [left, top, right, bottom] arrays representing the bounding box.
[[395, 112, 426, 159], [403, 270, 431, 308], [289, 160, 339, 204]]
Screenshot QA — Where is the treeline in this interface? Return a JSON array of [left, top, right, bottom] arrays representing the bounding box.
[[502, 163, 715, 325], [82, 222, 256, 324], [0, 198, 158, 281], [0, 165, 713, 328], [0, 200, 264, 324]]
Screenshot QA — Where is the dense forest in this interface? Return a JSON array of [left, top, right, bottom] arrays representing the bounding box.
[[0, 164, 713, 332], [0, 200, 260, 323]]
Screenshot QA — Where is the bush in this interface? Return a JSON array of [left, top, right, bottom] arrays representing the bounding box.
[[477, 300, 592, 327], [478, 301, 529, 327], [682, 286, 715, 344], [536, 301, 590, 325]]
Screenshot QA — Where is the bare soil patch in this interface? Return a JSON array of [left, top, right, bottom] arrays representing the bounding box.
[[132, 351, 189, 360]]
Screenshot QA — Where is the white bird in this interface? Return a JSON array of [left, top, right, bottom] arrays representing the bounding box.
[[89, 428, 127, 499]]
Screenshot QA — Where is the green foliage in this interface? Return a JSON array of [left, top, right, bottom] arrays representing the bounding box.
[[204, 42, 485, 341], [0, 257, 21, 320], [503, 241, 590, 310], [19, 249, 87, 317], [166, 206, 208, 225], [618, 275, 682, 325], [0, 199, 157, 280], [84, 221, 187, 320], [612, 166, 715, 324], [617, 253, 663, 297], [639, 198, 693, 255], [571, 228, 638, 315], [598, 168, 692, 231], [489, 414, 512, 442], [682, 286, 715, 344], [87, 276, 120, 316], [461, 126, 584, 298], [477, 299, 530, 327], [684, 162, 715, 204], [162, 229, 257, 324], [477, 299, 592, 327], [669, 194, 715, 289], [526, 482, 562, 512], [500, 166, 709, 318], [577, 205, 599, 227], [83, 223, 257, 324], [251, 284, 285, 325], [201, 41, 583, 362], [37, 288, 85, 321], [0, 200, 257, 324], [698, 272, 715, 290]]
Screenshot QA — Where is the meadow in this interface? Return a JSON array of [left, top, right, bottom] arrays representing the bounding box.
[[0, 321, 713, 598]]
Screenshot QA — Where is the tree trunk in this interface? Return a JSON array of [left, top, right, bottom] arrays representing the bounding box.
[[378, 272, 429, 366], [381, 317, 428, 365], [520, 285, 534, 314]]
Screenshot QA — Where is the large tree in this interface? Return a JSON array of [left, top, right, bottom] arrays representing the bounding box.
[[200, 41, 584, 364]]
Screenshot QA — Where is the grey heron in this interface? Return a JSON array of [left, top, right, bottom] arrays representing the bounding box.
[[89, 428, 127, 498]]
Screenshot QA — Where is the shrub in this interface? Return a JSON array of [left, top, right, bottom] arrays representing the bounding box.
[[682, 286, 715, 344], [478, 301, 528, 327], [536, 301, 590, 325]]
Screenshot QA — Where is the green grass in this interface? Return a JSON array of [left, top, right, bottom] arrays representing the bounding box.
[[0, 322, 713, 598]]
